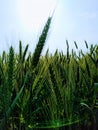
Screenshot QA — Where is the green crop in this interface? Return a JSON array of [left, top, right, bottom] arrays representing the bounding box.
[[0, 16, 98, 130]]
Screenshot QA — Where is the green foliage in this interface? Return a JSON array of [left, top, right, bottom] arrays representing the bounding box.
[[0, 18, 98, 129]]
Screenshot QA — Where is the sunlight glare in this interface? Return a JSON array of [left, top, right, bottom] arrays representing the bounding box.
[[18, 0, 57, 32]]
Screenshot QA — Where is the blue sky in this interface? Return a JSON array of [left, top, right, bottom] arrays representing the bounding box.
[[0, 0, 98, 54]]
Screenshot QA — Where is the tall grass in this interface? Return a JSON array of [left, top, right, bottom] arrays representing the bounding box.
[[0, 17, 98, 129]]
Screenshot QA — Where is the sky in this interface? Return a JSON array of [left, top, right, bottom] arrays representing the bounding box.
[[0, 0, 98, 54]]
